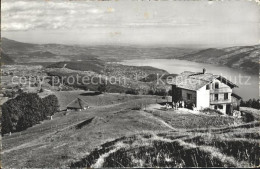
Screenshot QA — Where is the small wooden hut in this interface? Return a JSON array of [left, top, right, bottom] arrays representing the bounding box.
[[66, 98, 89, 111]]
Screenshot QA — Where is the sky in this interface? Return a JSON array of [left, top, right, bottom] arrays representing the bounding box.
[[2, 0, 260, 47]]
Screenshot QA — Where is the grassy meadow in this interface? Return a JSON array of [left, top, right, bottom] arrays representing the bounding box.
[[1, 91, 259, 168]]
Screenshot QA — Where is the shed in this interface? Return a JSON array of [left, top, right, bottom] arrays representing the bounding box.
[[66, 98, 89, 111]]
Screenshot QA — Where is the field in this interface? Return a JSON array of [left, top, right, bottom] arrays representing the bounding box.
[[1, 91, 259, 168]]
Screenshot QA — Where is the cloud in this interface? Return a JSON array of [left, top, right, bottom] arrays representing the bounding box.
[[1, 0, 113, 31], [2, 0, 201, 31], [2, 0, 258, 34]]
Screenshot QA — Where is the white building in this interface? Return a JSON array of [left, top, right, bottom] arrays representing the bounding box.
[[170, 69, 240, 115]]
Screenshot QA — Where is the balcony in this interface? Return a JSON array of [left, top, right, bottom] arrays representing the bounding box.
[[210, 98, 232, 104], [210, 87, 232, 94]]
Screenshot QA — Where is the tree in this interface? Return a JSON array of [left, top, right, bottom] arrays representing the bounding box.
[[42, 95, 59, 116], [246, 99, 253, 107], [1, 93, 59, 135], [240, 100, 245, 107], [251, 99, 259, 109], [98, 84, 107, 93]]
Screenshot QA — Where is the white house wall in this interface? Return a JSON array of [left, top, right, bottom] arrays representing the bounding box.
[[209, 78, 232, 104], [196, 85, 210, 110]]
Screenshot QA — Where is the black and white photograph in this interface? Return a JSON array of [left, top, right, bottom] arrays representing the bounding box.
[[0, 0, 259, 168]]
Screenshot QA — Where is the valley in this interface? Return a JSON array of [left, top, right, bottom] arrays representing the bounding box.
[[1, 38, 259, 74]]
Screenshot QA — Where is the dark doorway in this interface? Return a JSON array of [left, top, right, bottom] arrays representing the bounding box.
[[226, 104, 232, 115]]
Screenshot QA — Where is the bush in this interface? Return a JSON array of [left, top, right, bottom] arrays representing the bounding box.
[[154, 89, 167, 96], [98, 84, 107, 93], [3, 90, 16, 98], [201, 108, 223, 115], [1, 93, 59, 134], [148, 90, 154, 95], [125, 89, 138, 95], [241, 112, 255, 123]]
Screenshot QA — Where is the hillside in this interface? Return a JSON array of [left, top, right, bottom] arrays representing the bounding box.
[[1, 38, 94, 63], [1, 38, 37, 52], [2, 91, 259, 168], [46, 60, 105, 73], [1, 52, 15, 65], [1, 38, 195, 63], [45, 62, 169, 94], [181, 45, 260, 74]]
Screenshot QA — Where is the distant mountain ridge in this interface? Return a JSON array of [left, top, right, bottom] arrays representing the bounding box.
[[1, 37, 259, 74], [1, 37, 195, 62], [180, 45, 260, 74]]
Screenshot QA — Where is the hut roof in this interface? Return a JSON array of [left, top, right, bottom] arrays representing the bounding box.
[[66, 98, 88, 109]]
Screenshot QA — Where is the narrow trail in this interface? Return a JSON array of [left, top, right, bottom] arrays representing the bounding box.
[[91, 143, 126, 168]]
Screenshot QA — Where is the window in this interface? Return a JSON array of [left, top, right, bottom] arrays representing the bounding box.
[[214, 94, 218, 101], [224, 93, 228, 100], [206, 84, 210, 90], [218, 105, 223, 109], [187, 93, 192, 100], [214, 105, 217, 110], [215, 82, 219, 89]]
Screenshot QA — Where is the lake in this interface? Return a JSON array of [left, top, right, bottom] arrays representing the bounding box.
[[121, 59, 259, 100]]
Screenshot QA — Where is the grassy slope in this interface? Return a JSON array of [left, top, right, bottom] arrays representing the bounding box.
[[2, 91, 259, 168], [2, 92, 165, 167]]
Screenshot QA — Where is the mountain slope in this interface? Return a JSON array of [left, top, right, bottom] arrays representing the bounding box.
[[1, 38, 37, 52], [1, 38, 94, 62], [181, 45, 260, 74], [1, 52, 15, 65], [1, 38, 195, 62], [2, 38, 259, 73]]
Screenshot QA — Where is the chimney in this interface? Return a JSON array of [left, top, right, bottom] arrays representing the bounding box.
[[203, 68, 206, 74]]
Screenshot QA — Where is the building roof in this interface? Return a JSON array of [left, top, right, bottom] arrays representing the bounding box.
[[66, 98, 88, 109], [231, 93, 242, 100], [169, 71, 238, 91]]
